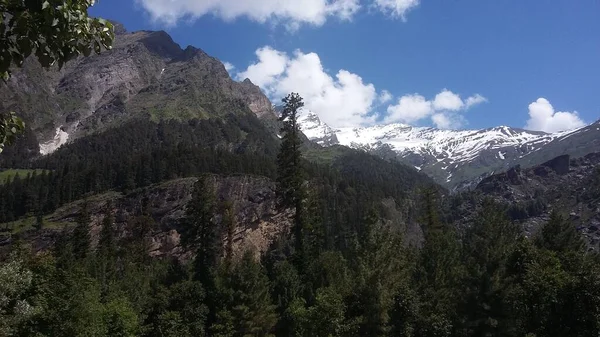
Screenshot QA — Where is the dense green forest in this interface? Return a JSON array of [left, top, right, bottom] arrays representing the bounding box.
[[0, 94, 599, 337]]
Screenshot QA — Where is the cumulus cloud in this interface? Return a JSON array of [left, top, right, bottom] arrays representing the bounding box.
[[237, 47, 288, 87], [236, 46, 378, 127], [385, 89, 487, 128], [431, 113, 466, 129], [431, 113, 451, 129], [373, 0, 420, 20], [137, 0, 418, 28], [465, 94, 488, 109], [379, 90, 393, 104], [235, 46, 486, 129], [385, 94, 432, 124], [525, 98, 586, 133], [432, 89, 464, 111]]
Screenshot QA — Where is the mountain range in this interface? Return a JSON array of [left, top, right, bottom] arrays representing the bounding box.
[[0, 22, 598, 257], [298, 110, 600, 189], [0, 21, 598, 196]]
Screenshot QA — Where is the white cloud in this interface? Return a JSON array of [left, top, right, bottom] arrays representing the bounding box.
[[236, 46, 487, 130], [236, 46, 377, 127], [433, 89, 464, 111], [525, 98, 586, 133], [379, 90, 393, 104], [237, 47, 288, 88], [465, 94, 488, 109], [137, 0, 418, 28], [385, 90, 487, 128], [431, 113, 451, 129], [385, 94, 432, 124], [373, 0, 420, 20], [431, 113, 466, 129], [223, 61, 235, 72]]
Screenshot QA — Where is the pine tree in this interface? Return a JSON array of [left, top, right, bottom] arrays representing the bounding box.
[[182, 175, 219, 286], [459, 199, 521, 336], [221, 201, 235, 267], [303, 186, 326, 261], [212, 251, 278, 336], [415, 188, 462, 336], [277, 92, 306, 264], [72, 201, 91, 260], [535, 210, 584, 254]]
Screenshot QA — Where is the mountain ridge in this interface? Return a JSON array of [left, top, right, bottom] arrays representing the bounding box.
[[2, 23, 598, 194], [298, 110, 600, 189], [0, 23, 277, 156]]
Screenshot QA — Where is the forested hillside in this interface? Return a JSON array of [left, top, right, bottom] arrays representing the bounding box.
[[1, 85, 600, 336], [1, 5, 599, 336]]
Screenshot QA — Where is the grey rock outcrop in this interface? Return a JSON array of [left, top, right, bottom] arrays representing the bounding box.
[[21, 175, 293, 260]]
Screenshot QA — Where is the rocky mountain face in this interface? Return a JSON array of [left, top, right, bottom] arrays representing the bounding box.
[[4, 175, 292, 259], [298, 110, 600, 189], [0, 22, 276, 155], [2, 173, 425, 258], [447, 152, 600, 249]]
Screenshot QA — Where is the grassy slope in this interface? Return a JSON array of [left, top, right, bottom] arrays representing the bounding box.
[[0, 169, 48, 184]]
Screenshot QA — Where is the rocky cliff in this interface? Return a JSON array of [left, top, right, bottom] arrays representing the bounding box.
[[0, 22, 276, 154], [2, 172, 427, 259], [2, 175, 292, 260], [450, 152, 600, 249]]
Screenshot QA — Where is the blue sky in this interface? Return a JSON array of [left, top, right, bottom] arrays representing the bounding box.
[[90, 0, 600, 132]]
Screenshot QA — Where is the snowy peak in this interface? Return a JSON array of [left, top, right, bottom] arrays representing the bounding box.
[[333, 123, 555, 164], [297, 110, 339, 146], [298, 114, 597, 188]]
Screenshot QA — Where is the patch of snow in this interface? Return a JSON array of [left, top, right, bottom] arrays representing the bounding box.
[[498, 151, 505, 160], [414, 166, 422, 171], [40, 127, 69, 155], [160, 68, 165, 75]]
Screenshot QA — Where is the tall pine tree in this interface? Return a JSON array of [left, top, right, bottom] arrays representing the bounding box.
[[182, 175, 219, 287], [211, 251, 278, 337], [415, 188, 463, 336], [277, 92, 306, 266], [459, 199, 521, 336]]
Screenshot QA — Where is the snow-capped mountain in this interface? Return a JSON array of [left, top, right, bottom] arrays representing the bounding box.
[[299, 110, 600, 189], [297, 111, 339, 146]]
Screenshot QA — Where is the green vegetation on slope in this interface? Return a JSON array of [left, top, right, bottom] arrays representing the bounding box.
[[0, 169, 48, 184]]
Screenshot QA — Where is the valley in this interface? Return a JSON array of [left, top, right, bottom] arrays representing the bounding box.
[[0, 15, 598, 337]]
